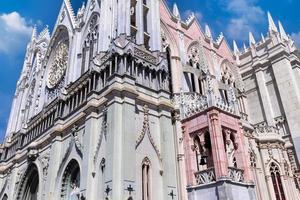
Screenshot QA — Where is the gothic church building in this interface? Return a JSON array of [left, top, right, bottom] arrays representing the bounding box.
[[0, 0, 300, 200]]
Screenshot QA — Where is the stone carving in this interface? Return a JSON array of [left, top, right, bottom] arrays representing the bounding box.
[[60, 10, 66, 22], [90, 0, 96, 11], [38, 149, 51, 181], [136, 105, 162, 161], [195, 168, 216, 185], [254, 122, 279, 135], [173, 91, 208, 119], [47, 42, 69, 89], [94, 109, 107, 163], [228, 167, 244, 182], [71, 125, 84, 154], [161, 30, 169, 52], [134, 47, 157, 65]]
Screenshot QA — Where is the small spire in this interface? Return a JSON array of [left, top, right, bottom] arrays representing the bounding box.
[[31, 25, 37, 41], [205, 24, 212, 39], [233, 40, 240, 55], [173, 3, 181, 19], [249, 32, 256, 46], [268, 12, 278, 33], [243, 43, 247, 51], [261, 33, 265, 42], [278, 21, 288, 41]]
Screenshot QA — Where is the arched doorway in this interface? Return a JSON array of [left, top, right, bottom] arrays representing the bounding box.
[[61, 159, 81, 200]]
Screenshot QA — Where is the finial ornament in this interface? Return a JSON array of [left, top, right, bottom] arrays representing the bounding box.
[[233, 40, 239, 55]]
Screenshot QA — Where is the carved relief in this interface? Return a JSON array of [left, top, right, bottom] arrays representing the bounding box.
[[136, 106, 162, 161]]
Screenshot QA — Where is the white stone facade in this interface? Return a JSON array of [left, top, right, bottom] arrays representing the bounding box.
[[0, 1, 299, 200]]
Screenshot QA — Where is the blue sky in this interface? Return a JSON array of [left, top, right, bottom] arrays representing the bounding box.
[[0, 0, 299, 140]]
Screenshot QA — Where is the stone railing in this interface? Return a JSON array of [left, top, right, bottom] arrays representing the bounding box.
[[194, 168, 216, 185], [254, 122, 279, 135], [173, 91, 238, 120], [228, 167, 244, 183], [173, 92, 208, 119]]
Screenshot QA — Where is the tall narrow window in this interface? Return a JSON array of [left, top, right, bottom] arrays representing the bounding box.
[[270, 163, 286, 200], [166, 48, 173, 93], [130, 0, 137, 40], [143, 0, 150, 48], [142, 158, 151, 200]]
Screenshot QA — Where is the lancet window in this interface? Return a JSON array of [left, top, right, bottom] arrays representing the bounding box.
[[270, 163, 286, 200], [81, 15, 99, 74]]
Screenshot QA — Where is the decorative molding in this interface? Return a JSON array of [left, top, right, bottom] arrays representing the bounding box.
[[136, 106, 162, 161]]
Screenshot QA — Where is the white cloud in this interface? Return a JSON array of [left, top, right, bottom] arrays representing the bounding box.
[[223, 0, 265, 41], [291, 32, 300, 48], [0, 12, 33, 55]]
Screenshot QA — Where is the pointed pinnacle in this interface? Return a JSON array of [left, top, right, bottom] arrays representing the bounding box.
[[243, 43, 247, 51], [268, 12, 278, 33], [249, 32, 256, 46], [31, 25, 37, 41], [261, 33, 265, 42], [173, 3, 180, 19], [205, 24, 212, 39], [278, 21, 288, 41], [233, 40, 240, 55]]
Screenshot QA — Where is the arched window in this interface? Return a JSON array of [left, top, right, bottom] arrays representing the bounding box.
[[19, 164, 39, 200], [61, 159, 81, 200], [130, 0, 137, 40], [142, 158, 151, 200], [223, 129, 238, 168], [142, 0, 150, 48], [270, 163, 286, 200]]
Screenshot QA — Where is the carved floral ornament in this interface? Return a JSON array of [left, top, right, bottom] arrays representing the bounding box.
[[47, 42, 69, 89]]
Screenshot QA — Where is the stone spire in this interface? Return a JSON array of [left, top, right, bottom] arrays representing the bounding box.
[[205, 24, 212, 39], [249, 32, 256, 46], [243, 43, 247, 51], [268, 12, 278, 33], [261, 33, 265, 43], [173, 3, 181, 19], [31, 26, 37, 41], [278, 21, 289, 41], [233, 40, 240, 55], [39, 25, 50, 40]]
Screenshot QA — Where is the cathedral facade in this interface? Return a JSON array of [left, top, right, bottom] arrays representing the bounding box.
[[0, 0, 300, 200]]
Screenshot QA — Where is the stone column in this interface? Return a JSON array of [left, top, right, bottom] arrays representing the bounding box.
[[183, 125, 198, 186], [81, 112, 100, 200], [170, 56, 182, 93], [174, 113, 188, 200], [235, 122, 253, 182], [207, 110, 228, 178], [254, 68, 275, 126]]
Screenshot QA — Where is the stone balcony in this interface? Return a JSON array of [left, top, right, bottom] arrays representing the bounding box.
[[194, 167, 245, 186], [173, 91, 239, 120]]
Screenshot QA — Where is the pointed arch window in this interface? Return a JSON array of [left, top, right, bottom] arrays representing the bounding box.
[[142, 158, 151, 200], [270, 163, 286, 200], [2, 194, 8, 200], [82, 15, 99, 74]]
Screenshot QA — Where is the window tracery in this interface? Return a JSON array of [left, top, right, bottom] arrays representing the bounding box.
[[270, 162, 286, 200], [81, 15, 99, 74]]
